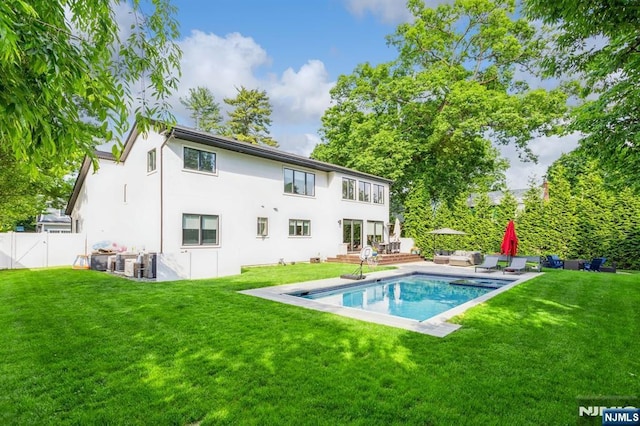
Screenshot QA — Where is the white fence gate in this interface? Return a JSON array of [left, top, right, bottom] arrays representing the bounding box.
[[0, 232, 87, 270]]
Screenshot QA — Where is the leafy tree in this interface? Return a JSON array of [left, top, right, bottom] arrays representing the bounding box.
[[180, 87, 226, 134], [524, 0, 640, 192], [572, 162, 615, 260], [611, 188, 640, 270], [516, 181, 545, 255], [0, 146, 74, 231], [312, 0, 568, 209], [403, 179, 433, 253], [544, 164, 577, 258], [0, 0, 182, 171], [494, 191, 518, 239], [224, 86, 278, 147], [468, 192, 497, 253]]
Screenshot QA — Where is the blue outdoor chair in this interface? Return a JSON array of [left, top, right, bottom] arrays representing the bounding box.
[[545, 255, 564, 269], [584, 257, 606, 272]]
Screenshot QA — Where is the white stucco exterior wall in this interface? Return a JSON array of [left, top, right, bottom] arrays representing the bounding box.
[[68, 127, 391, 281]]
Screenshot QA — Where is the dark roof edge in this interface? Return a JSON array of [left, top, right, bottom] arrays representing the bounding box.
[[170, 125, 393, 184], [65, 151, 118, 216], [66, 121, 393, 215]]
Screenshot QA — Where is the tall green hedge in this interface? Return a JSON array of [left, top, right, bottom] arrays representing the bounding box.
[[407, 165, 640, 270]]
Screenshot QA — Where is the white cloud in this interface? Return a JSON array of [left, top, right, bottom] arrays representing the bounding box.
[[173, 30, 270, 120], [345, 0, 412, 23], [171, 30, 334, 142], [268, 60, 334, 125], [344, 0, 450, 23], [275, 132, 322, 157], [499, 133, 581, 189]]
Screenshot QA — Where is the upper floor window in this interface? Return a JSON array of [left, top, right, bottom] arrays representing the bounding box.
[[373, 184, 385, 204], [359, 181, 371, 202], [182, 214, 219, 245], [289, 219, 311, 236], [147, 148, 157, 172], [257, 217, 269, 237], [284, 168, 315, 196], [184, 147, 216, 173], [342, 178, 356, 200]]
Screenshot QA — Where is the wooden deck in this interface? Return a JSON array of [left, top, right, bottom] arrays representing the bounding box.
[[326, 252, 423, 265]]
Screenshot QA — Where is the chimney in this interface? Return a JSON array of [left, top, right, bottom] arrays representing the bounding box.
[[542, 176, 549, 201]]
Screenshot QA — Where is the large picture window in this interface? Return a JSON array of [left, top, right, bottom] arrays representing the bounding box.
[[373, 184, 384, 204], [342, 178, 356, 200], [284, 168, 315, 196], [184, 147, 216, 173], [182, 214, 219, 245], [289, 219, 311, 236], [359, 181, 371, 202]]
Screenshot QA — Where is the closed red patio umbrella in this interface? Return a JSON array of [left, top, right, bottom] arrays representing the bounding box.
[[500, 220, 518, 257]]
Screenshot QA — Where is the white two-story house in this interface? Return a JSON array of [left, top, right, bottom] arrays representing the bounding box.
[[65, 122, 392, 281]]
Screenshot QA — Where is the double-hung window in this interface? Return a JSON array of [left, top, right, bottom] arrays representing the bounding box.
[[184, 147, 216, 173], [289, 219, 310, 236], [284, 168, 315, 196], [373, 184, 385, 204], [342, 178, 356, 200], [182, 214, 219, 245], [359, 181, 371, 202]]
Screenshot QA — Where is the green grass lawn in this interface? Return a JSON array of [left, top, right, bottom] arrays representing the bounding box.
[[1, 264, 638, 425]]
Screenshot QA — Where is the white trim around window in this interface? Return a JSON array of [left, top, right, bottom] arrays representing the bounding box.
[[183, 146, 217, 175], [373, 184, 385, 204], [288, 219, 311, 237], [283, 167, 315, 197], [257, 217, 269, 237], [182, 213, 219, 246]]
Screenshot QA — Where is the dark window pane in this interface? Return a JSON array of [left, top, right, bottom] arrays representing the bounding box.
[[284, 169, 294, 193], [200, 151, 215, 172], [182, 229, 200, 245], [306, 173, 315, 196], [184, 147, 199, 170], [201, 229, 217, 244], [294, 171, 305, 195]]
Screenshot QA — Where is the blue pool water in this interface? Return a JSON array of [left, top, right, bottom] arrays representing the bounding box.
[[296, 273, 512, 322]]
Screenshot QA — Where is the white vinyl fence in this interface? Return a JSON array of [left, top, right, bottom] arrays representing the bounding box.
[[0, 232, 87, 270]]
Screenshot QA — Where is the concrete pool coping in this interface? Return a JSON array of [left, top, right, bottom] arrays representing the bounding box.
[[240, 261, 541, 337]]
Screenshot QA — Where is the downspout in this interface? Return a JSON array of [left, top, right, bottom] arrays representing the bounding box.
[[159, 130, 173, 253]]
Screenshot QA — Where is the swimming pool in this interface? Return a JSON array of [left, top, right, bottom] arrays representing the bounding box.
[[290, 273, 513, 322]]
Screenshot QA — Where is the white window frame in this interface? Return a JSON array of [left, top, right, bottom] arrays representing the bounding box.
[[257, 217, 269, 237], [288, 219, 311, 237], [358, 181, 371, 202], [147, 148, 157, 173], [373, 184, 385, 205], [342, 178, 356, 200], [183, 146, 217, 174], [182, 214, 219, 246], [283, 168, 315, 197]]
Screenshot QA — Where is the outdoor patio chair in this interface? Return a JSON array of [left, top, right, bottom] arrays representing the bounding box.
[[503, 257, 527, 274], [584, 257, 605, 272], [474, 255, 500, 273], [544, 255, 564, 269]]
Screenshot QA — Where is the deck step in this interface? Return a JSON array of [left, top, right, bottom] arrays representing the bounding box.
[[325, 253, 423, 265]]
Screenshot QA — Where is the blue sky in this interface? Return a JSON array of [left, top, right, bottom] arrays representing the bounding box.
[[122, 0, 578, 189]]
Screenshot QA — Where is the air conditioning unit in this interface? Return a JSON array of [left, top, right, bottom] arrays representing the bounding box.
[[124, 259, 136, 277]]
